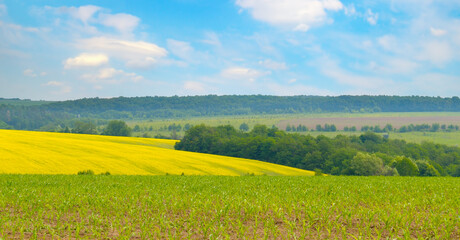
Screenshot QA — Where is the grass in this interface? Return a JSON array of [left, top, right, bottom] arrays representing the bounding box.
[[0, 129, 313, 176], [0, 175, 458, 239]]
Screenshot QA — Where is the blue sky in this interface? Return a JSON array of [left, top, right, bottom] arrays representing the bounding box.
[[0, 0, 459, 100]]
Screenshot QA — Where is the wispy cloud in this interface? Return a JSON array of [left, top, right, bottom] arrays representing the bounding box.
[[366, 9, 378, 25], [81, 68, 143, 84], [221, 67, 270, 82], [430, 27, 447, 37], [258, 59, 287, 71], [23, 69, 37, 77], [77, 37, 167, 68], [0, 4, 7, 16], [98, 13, 139, 33], [64, 53, 109, 68]]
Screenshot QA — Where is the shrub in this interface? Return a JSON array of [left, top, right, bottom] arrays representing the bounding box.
[[314, 168, 323, 176], [77, 170, 95, 175]]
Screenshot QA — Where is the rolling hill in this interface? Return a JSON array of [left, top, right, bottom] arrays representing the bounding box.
[[0, 129, 313, 176]]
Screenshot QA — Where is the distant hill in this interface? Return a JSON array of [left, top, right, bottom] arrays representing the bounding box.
[[1, 95, 459, 130], [0, 129, 313, 176], [0, 98, 54, 106]]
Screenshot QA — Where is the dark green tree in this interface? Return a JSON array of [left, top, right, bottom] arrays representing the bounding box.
[[393, 156, 419, 176], [72, 121, 97, 134], [349, 152, 384, 176], [102, 120, 132, 136], [239, 123, 249, 132]]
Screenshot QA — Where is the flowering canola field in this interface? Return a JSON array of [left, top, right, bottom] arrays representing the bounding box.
[[0, 129, 313, 176]]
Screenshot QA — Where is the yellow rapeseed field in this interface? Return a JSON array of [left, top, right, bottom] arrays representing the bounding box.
[[0, 129, 314, 176]]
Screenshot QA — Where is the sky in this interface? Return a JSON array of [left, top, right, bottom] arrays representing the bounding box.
[[0, 0, 459, 100]]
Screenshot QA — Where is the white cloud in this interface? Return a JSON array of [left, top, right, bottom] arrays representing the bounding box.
[[361, 58, 418, 75], [49, 5, 139, 33], [258, 59, 287, 70], [98, 13, 139, 33], [64, 53, 109, 68], [0, 21, 41, 33], [82, 68, 143, 84], [23, 69, 37, 77], [44, 81, 72, 95], [430, 27, 447, 37], [344, 4, 356, 16], [408, 73, 460, 96], [267, 83, 334, 96], [366, 9, 378, 25], [77, 37, 168, 68], [377, 35, 397, 51], [184, 81, 206, 93], [0, 4, 7, 16], [235, 0, 343, 31], [53, 5, 101, 24], [221, 67, 269, 82], [202, 32, 221, 46], [315, 56, 391, 91], [167, 39, 194, 61], [417, 41, 452, 65], [293, 24, 309, 32], [45, 81, 63, 86]]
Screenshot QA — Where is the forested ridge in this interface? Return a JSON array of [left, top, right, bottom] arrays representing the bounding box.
[[175, 124, 460, 177], [0, 95, 459, 130]]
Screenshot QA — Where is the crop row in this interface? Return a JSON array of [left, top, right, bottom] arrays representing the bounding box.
[[0, 175, 458, 239]]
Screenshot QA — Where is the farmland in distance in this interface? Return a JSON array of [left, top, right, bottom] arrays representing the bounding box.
[[128, 112, 460, 146]]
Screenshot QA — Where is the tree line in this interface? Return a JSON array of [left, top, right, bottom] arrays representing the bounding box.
[[1, 95, 459, 130], [175, 124, 460, 177]]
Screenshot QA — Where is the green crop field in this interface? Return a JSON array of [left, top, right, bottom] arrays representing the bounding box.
[[0, 175, 458, 239]]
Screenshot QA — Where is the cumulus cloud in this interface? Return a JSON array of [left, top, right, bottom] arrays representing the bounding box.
[[258, 59, 287, 70], [430, 27, 447, 37], [77, 37, 167, 68], [64, 53, 109, 68], [235, 0, 343, 31], [221, 67, 269, 82], [98, 13, 139, 33]]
